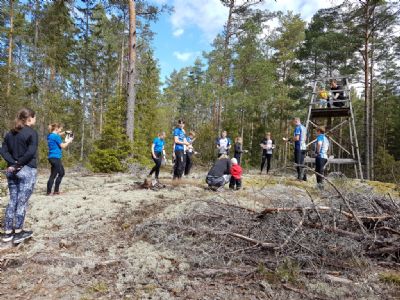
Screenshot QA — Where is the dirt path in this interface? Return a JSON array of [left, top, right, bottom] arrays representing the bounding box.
[[0, 171, 399, 299]]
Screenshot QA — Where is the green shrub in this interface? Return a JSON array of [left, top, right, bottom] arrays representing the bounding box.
[[88, 95, 131, 173], [89, 149, 125, 173]]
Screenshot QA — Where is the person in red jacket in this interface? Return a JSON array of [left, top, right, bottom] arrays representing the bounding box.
[[229, 158, 242, 190]]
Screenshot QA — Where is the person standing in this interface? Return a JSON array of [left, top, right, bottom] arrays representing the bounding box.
[[0, 108, 38, 244], [260, 132, 275, 174], [216, 130, 231, 158], [233, 137, 245, 165], [149, 132, 166, 180], [173, 120, 189, 180], [315, 127, 330, 189], [46, 123, 73, 195], [184, 131, 196, 176], [292, 117, 307, 181]]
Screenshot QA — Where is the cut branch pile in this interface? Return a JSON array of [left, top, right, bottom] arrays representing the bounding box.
[[134, 186, 400, 277]]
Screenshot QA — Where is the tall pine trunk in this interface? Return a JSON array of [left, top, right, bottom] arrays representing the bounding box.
[[126, 0, 136, 142], [369, 33, 374, 180], [363, 2, 370, 180], [6, 0, 14, 98]]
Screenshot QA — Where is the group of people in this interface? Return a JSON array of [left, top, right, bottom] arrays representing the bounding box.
[[317, 79, 346, 108], [148, 120, 197, 181], [0, 109, 330, 244], [289, 117, 330, 189], [0, 109, 73, 244]]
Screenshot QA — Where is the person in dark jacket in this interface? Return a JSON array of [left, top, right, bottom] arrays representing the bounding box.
[[0, 108, 38, 244], [206, 154, 231, 191], [234, 137, 246, 165], [329, 79, 345, 108], [184, 131, 196, 176]]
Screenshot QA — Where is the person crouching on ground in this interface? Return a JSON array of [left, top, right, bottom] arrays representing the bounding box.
[[206, 154, 231, 191], [315, 126, 330, 190], [229, 158, 242, 190], [149, 131, 166, 181], [0, 108, 38, 244], [47, 123, 73, 195]]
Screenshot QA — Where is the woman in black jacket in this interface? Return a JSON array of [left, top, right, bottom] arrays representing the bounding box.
[[0, 108, 38, 244]]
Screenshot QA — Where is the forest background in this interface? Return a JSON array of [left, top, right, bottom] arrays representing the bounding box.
[[0, 0, 399, 182]]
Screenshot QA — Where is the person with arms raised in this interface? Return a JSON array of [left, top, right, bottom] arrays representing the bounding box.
[[46, 123, 73, 195]]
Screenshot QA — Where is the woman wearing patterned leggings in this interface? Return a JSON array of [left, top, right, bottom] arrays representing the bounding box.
[[0, 108, 39, 244]]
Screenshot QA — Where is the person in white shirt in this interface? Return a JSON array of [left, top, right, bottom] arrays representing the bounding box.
[[260, 132, 275, 174], [216, 130, 232, 158]]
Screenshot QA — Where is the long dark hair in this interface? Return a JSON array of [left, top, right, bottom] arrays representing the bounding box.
[[12, 108, 36, 133]]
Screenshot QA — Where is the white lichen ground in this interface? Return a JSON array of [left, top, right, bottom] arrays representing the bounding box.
[[0, 169, 398, 299]]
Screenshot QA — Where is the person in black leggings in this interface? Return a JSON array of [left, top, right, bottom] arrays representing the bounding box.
[[149, 132, 166, 180], [260, 132, 275, 174], [47, 123, 73, 195]]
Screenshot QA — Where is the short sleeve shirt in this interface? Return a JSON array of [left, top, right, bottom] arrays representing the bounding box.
[[153, 137, 165, 153], [174, 128, 185, 151], [294, 124, 307, 151], [316, 134, 329, 159], [48, 133, 62, 159]]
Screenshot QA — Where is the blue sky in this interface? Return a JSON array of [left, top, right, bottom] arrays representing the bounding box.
[[149, 0, 335, 83]]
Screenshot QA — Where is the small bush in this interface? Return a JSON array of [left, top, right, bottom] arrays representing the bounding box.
[[89, 149, 125, 173]]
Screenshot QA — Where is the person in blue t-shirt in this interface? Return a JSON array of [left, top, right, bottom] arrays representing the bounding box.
[[173, 120, 190, 180], [292, 117, 307, 181], [315, 126, 330, 189], [149, 132, 166, 180], [46, 123, 73, 195]]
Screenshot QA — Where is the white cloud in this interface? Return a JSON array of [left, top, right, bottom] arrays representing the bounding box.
[[167, 0, 335, 41], [170, 0, 228, 41], [173, 28, 184, 37], [173, 51, 195, 62]]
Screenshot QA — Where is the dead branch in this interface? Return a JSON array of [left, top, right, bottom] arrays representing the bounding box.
[[291, 164, 369, 236], [228, 232, 277, 249], [282, 283, 329, 300], [276, 209, 305, 250]]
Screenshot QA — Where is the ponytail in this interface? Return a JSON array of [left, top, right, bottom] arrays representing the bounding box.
[[12, 108, 35, 133], [48, 123, 62, 133]]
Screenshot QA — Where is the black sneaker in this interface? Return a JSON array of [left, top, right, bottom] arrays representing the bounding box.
[[2, 232, 14, 242], [13, 230, 33, 244]]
